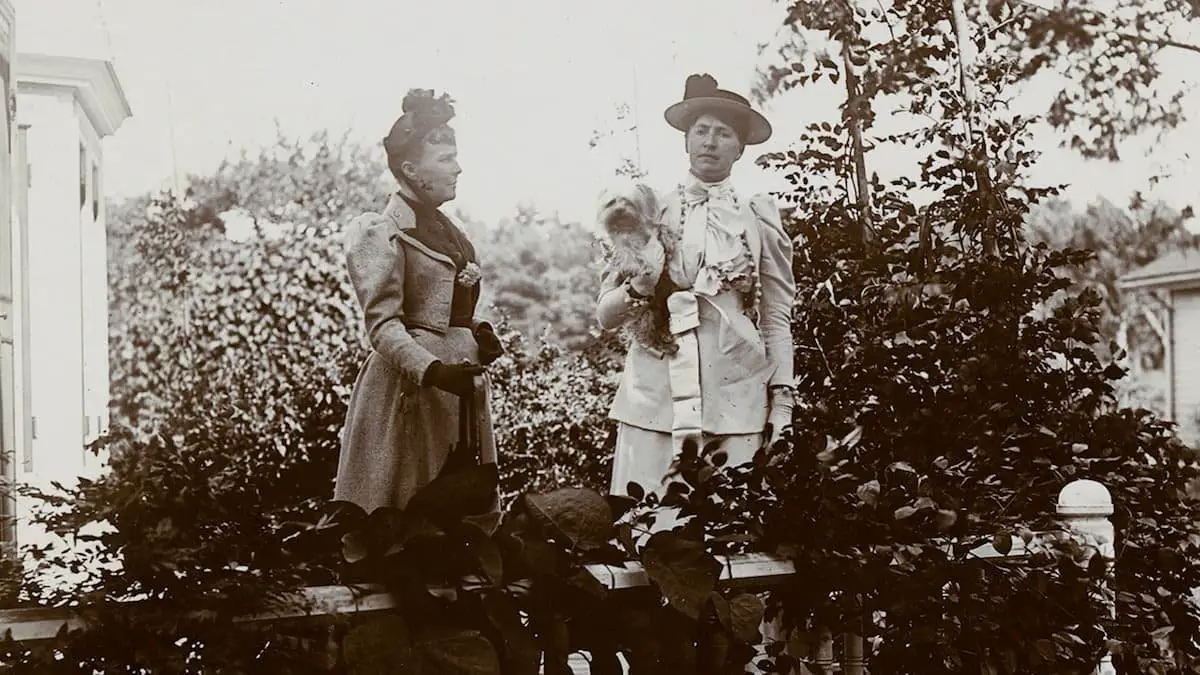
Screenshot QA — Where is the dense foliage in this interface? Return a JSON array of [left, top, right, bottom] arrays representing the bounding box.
[[3, 0, 1200, 672], [1026, 197, 1199, 374], [104, 134, 618, 501], [750, 0, 1200, 672]]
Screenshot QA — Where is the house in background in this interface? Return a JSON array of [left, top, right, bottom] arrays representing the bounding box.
[[0, 0, 15, 549], [1118, 249, 1200, 446], [1, 0, 131, 551]]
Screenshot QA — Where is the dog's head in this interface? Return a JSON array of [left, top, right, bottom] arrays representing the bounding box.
[[596, 180, 661, 243]]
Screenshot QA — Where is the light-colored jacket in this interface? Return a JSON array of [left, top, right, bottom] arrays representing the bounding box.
[[597, 190, 795, 435]]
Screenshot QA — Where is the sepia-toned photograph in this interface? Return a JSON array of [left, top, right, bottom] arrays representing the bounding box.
[[1, 0, 1199, 672]]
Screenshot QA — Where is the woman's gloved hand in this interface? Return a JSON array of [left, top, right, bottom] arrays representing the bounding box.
[[764, 386, 795, 450], [473, 323, 504, 365], [628, 237, 666, 297], [424, 361, 485, 398]]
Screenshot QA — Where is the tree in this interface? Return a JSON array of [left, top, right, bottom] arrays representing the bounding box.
[[748, 0, 1200, 672], [0, 130, 627, 669], [755, 0, 1200, 162], [472, 204, 610, 350], [1026, 196, 1199, 373]]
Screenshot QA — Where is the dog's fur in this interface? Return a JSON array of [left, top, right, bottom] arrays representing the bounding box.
[[596, 180, 680, 355]]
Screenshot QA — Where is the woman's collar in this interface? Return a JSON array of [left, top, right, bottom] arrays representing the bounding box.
[[685, 170, 734, 190]]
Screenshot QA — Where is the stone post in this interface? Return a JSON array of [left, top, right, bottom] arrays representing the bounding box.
[[1057, 479, 1116, 675]]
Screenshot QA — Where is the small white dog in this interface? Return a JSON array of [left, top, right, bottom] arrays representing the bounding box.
[[596, 179, 679, 354]]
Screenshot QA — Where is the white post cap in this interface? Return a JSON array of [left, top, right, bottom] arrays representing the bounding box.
[[1057, 479, 1114, 517]]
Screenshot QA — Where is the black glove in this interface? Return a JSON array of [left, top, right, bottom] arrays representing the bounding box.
[[474, 323, 504, 365], [424, 361, 484, 398]]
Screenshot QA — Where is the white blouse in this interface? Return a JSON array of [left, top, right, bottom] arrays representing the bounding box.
[[667, 176, 758, 303]]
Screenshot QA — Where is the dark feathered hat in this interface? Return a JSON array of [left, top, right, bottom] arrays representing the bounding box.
[[383, 89, 457, 159], [663, 74, 771, 145]]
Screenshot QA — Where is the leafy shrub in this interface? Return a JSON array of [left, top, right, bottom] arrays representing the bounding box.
[[747, 1, 1200, 672], [305, 439, 774, 674], [6, 1, 1200, 672], [106, 138, 620, 503], [471, 206, 611, 351], [487, 325, 619, 498]]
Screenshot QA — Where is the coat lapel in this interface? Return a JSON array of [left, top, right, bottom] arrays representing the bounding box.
[[383, 193, 456, 268]]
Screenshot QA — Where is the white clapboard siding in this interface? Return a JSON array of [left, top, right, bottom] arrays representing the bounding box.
[[1174, 289, 1200, 444]]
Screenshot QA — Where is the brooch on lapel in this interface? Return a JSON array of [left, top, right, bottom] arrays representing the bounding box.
[[456, 262, 482, 288]]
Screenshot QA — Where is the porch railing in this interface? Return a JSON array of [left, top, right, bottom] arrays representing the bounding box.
[[0, 478, 1117, 674]]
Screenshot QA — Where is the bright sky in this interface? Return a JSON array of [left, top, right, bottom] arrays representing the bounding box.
[[15, 0, 1200, 226]]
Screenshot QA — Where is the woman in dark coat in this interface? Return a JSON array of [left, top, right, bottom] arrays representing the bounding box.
[[334, 89, 502, 513]]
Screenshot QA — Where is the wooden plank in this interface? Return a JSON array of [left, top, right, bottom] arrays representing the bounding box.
[[0, 612, 83, 642], [234, 584, 395, 623], [0, 539, 1048, 643], [582, 542, 1033, 593], [584, 553, 796, 591], [0, 584, 399, 642]]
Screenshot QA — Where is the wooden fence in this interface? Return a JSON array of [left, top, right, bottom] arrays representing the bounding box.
[[0, 478, 1117, 674]]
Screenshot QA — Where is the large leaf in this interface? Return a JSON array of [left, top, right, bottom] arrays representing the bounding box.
[[726, 593, 766, 644], [414, 625, 503, 675], [365, 506, 407, 554], [641, 531, 721, 619], [481, 592, 541, 674], [342, 614, 415, 674], [316, 500, 367, 532], [524, 488, 614, 551], [451, 521, 505, 587], [408, 463, 499, 523]]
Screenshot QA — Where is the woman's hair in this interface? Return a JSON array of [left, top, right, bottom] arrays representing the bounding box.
[[383, 89, 457, 182]]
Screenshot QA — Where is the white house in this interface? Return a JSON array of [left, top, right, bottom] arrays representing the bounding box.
[[0, 0, 15, 550], [1, 0, 131, 551], [1118, 249, 1200, 446]]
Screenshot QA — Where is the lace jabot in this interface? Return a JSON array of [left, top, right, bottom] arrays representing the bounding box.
[[667, 176, 756, 298]]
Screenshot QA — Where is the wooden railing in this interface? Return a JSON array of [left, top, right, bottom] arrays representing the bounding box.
[[0, 478, 1117, 674]]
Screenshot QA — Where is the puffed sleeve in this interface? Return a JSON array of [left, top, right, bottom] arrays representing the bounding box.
[[595, 261, 633, 330], [751, 194, 797, 389], [344, 213, 440, 384]]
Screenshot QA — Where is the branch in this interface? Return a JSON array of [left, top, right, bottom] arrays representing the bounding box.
[[840, 39, 877, 252], [951, 0, 1000, 256], [1112, 31, 1200, 55], [1008, 0, 1200, 55]]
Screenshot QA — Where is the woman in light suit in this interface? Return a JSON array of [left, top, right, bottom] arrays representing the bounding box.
[[334, 89, 503, 513], [598, 74, 795, 498]]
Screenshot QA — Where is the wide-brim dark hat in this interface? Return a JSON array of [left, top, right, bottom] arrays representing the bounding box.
[[664, 73, 772, 145]]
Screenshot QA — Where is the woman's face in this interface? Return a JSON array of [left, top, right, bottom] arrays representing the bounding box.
[[686, 113, 743, 182], [403, 126, 462, 206]]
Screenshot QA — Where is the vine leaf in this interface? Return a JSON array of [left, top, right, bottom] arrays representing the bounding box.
[[481, 592, 541, 674], [727, 593, 766, 644], [641, 531, 721, 619], [414, 625, 502, 674], [342, 614, 416, 673], [524, 488, 614, 551]]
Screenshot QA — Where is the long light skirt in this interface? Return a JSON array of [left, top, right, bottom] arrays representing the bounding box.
[[609, 423, 761, 498], [609, 423, 786, 674]]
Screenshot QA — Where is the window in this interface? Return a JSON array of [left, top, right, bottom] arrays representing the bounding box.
[[91, 161, 99, 220], [78, 143, 87, 209]]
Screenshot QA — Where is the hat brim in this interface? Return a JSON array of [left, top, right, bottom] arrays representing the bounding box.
[[664, 97, 772, 145]]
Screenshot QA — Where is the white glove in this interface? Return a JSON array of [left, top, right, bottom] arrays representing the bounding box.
[[765, 387, 795, 449], [628, 237, 666, 297]]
